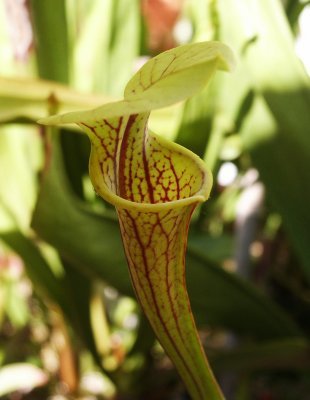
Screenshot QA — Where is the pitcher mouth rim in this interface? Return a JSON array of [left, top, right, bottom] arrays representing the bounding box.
[[94, 178, 212, 212]]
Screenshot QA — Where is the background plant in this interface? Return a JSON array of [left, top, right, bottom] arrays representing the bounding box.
[[0, 1, 309, 399]]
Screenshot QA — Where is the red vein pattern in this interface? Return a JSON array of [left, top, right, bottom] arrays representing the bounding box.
[[118, 205, 209, 399], [78, 111, 222, 399]]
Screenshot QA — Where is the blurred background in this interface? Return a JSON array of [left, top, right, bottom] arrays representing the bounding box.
[[0, 0, 310, 399]]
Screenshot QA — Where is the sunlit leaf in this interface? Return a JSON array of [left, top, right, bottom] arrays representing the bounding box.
[[217, 0, 310, 282]]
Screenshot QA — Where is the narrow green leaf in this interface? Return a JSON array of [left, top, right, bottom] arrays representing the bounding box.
[[29, 0, 69, 83]]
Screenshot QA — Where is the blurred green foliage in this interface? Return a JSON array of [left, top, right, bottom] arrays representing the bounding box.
[[0, 0, 309, 399]]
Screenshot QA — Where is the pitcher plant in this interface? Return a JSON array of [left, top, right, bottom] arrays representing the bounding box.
[[39, 41, 235, 400]]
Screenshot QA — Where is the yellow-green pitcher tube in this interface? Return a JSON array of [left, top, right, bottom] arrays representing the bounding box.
[[39, 41, 235, 399]]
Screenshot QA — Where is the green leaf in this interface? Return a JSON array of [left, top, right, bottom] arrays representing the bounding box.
[[29, 0, 69, 83]]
